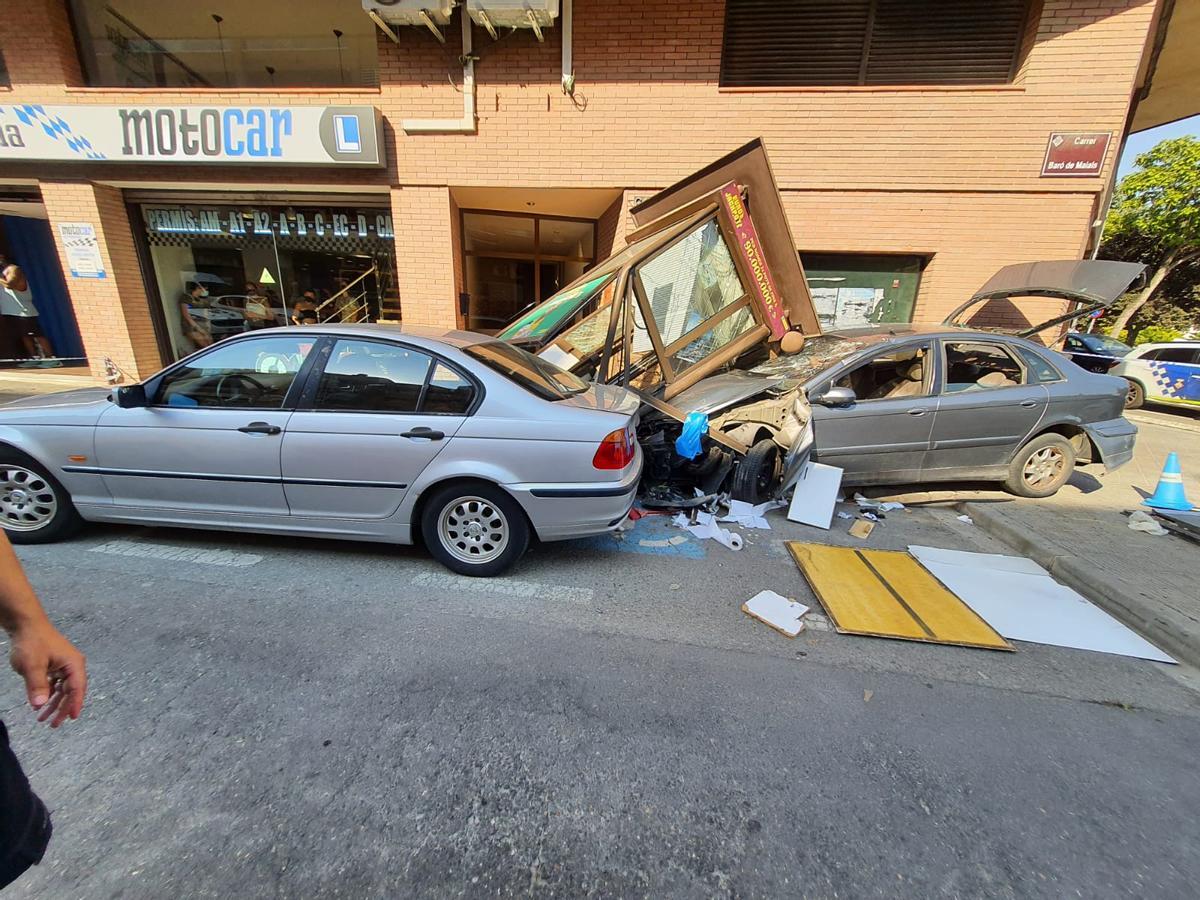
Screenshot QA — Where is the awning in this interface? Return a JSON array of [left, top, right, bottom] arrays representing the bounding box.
[[1131, 0, 1200, 133]]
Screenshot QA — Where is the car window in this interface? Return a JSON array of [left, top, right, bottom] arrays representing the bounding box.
[[1084, 335, 1132, 355], [1145, 347, 1199, 364], [943, 342, 1024, 392], [1064, 336, 1085, 352], [1014, 345, 1062, 383], [156, 336, 314, 408], [314, 340, 432, 413], [422, 362, 475, 414], [831, 343, 931, 402], [467, 340, 589, 401]]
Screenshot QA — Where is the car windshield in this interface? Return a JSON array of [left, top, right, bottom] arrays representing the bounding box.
[[1081, 334, 1132, 355], [497, 273, 614, 342], [465, 340, 590, 401], [749, 333, 869, 381]]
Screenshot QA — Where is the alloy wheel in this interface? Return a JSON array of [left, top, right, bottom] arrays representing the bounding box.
[[437, 495, 510, 565], [0, 465, 58, 531], [1022, 446, 1066, 490]]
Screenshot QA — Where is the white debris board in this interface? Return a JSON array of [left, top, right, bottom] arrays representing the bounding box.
[[742, 590, 810, 638], [908, 545, 1175, 664], [787, 461, 843, 530]]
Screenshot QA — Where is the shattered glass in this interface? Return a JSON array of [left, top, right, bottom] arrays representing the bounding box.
[[750, 334, 866, 381]]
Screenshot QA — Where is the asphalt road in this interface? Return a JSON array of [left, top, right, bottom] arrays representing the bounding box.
[[2, 410, 1199, 898]]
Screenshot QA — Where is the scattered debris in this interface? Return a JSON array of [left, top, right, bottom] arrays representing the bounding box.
[[863, 689, 874, 703], [1127, 510, 1168, 536], [787, 542, 1012, 650], [787, 461, 843, 529], [853, 493, 905, 512], [674, 411, 709, 460], [836, 511, 854, 520], [956, 514, 974, 525], [672, 511, 744, 550], [848, 519, 875, 539], [1150, 508, 1200, 545], [907, 545, 1175, 663], [718, 498, 781, 529], [742, 590, 809, 638]]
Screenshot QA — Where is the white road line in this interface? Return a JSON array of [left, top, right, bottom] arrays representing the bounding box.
[[411, 571, 593, 603], [89, 539, 263, 568]]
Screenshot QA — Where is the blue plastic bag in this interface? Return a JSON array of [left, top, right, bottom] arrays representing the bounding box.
[[674, 411, 709, 460]]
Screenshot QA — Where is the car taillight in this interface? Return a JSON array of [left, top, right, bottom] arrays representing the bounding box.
[[593, 426, 636, 470]]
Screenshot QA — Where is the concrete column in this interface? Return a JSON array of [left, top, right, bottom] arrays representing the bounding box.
[[391, 186, 459, 330], [39, 181, 164, 381]]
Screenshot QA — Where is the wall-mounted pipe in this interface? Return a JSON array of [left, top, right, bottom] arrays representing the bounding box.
[[561, 0, 574, 94], [402, 9, 477, 134]]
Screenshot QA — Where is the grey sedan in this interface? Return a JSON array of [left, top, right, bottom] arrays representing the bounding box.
[[0, 325, 642, 576]]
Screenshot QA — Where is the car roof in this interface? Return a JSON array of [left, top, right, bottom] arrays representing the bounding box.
[[1134, 341, 1200, 350], [249, 323, 491, 349]]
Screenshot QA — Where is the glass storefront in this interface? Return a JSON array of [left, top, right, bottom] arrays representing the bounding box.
[[801, 253, 925, 331], [135, 197, 396, 362]]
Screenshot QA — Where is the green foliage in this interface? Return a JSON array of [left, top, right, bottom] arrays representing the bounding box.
[[1103, 136, 1200, 261], [1121, 324, 1183, 346]]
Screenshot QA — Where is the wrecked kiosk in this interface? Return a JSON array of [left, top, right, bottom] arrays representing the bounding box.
[[499, 139, 822, 504]]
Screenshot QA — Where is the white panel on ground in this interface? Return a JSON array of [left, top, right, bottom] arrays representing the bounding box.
[[908, 545, 1175, 664], [786, 461, 843, 530]]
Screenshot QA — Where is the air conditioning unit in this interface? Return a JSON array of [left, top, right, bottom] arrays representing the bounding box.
[[467, 1, 559, 31], [361, 1, 455, 26]]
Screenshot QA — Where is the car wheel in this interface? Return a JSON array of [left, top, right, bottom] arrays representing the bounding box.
[[730, 439, 781, 504], [1004, 433, 1076, 499], [1123, 379, 1145, 410], [0, 452, 83, 544], [420, 482, 530, 577]]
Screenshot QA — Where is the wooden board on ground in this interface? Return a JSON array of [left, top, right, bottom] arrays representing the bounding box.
[[786, 542, 1013, 651], [742, 590, 809, 638]]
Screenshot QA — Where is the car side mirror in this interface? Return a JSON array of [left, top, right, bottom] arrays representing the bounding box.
[[814, 385, 856, 407], [114, 384, 148, 408]]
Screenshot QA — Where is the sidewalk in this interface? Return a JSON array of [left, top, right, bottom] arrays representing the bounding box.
[[959, 418, 1200, 667]]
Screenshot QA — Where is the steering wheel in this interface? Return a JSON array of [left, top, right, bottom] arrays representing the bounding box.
[[215, 373, 268, 405]]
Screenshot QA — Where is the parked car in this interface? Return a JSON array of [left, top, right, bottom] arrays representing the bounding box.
[[190, 300, 248, 339], [1060, 331, 1132, 373], [0, 325, 642, 577], [1110, 340, 1200, 409]]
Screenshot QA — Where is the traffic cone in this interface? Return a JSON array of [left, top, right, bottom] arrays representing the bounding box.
[[1143, 452, 1194, 511]]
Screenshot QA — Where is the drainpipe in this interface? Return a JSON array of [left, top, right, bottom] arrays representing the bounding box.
[[402, 9, 477, 134], [561, 0, 575, 95]]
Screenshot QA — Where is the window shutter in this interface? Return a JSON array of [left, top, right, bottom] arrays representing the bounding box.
[[863, 0, 1028, 85], [720, 0, 872, 87]]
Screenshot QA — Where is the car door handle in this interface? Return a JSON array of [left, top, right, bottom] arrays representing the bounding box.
[[238, 422, 282, 435], [1020, 399, 1042, 408], [906, 408, 928, 416], [401, 428, 444, 441]]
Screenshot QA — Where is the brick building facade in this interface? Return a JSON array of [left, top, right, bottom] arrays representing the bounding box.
[[0, 0, 1165, 380]]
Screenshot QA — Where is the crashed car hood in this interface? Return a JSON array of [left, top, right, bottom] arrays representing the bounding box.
[[944, 259, 1147, 337], [669, 371, 787, 416]]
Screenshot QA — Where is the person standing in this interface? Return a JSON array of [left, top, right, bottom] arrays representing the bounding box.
[[179, 282, 214, 351], [0, 255, 59, 368], [0, 530, 87, 890], [291, 289, 319, 325], [242, 281, 274, 331]]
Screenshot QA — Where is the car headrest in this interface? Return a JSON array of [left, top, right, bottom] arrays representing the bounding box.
[[977, 371, 1013, 387], [904, 361, 923, 381]]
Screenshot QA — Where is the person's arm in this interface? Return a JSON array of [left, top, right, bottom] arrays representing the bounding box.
[[1, 532, 87, 727], [180, 299, 199, 330]]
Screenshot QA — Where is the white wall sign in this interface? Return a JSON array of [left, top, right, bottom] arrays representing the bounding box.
[[58, 222, 106, 279], [0, 104, 384, 167]]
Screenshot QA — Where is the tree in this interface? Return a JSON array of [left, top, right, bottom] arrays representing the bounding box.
[[1101, 136, 1200, 338]]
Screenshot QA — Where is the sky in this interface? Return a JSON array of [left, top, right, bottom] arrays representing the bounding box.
[[1116, 113, 1200, 179]]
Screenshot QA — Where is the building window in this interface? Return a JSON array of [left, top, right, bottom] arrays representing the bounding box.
[[720, 0, 1029, 87], [0, 49, 9, 85], [461, 211, 595, 333], [68, 1, 378, 88], [802, 253, 925, 331], [135, 199, 396, 362]]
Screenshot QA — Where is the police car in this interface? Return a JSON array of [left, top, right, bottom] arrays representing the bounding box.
[[1110, 341, 1200, 409]]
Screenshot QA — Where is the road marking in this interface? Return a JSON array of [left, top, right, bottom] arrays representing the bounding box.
[[412, 571, 593, 603], [89, 539, 263, 568]]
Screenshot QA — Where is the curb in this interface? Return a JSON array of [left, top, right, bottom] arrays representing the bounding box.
[[959, 500, 1198, 668]]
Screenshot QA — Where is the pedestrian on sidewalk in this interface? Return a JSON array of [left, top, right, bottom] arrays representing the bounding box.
[[0, 531, 87, 890], [0, 254, 60, 368]]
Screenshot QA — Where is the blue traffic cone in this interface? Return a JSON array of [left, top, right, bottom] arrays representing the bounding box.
[[1143, 452, 1194, 511]]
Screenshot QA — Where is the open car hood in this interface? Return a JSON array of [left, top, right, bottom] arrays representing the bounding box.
[[943, 259, 1147, 338]]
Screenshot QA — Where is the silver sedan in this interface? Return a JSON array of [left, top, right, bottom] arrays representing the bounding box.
[[0, 325, 642, 576]]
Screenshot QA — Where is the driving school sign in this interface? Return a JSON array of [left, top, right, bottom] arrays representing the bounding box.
[[0, 103, 384, 167], [719, 182, 790, 340], [1041, 132, 1111, 177]]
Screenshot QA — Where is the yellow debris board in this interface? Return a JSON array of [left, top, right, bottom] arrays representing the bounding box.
[[786, 542, 1013, 651]]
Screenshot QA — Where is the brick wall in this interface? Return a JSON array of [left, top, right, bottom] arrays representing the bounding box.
[[0, 0, 1161, 348]]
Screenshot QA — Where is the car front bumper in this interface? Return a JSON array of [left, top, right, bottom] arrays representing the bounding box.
[[1084, 416, 1137, 471], [505, 456, 642, 541]]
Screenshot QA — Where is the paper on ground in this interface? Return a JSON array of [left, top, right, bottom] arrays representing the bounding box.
[[787, 461, 843, 529], [718, 498, 780, 529], [742, 590, 809, 638], [673, 511, 744, 550], [908, 545, 1175, 663]]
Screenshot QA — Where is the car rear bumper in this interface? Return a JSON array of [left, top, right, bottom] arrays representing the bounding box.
[[506, 457, 642, 541], [1084, 416, 1137, 471]]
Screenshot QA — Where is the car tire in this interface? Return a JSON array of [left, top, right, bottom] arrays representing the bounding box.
[[730, 438, 781, 504], [1123, 379, 1145, 410], [0, 451, 83, 544], [1004, 433, 1076, 499], [420, 481, 530, 577]]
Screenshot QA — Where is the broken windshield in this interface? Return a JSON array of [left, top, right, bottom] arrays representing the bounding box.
[[749, 334, 868, 382]]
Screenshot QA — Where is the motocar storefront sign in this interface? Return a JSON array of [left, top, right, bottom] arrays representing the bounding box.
[[1041, 132, 1111, 177], [0, 103, 384, 167]]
